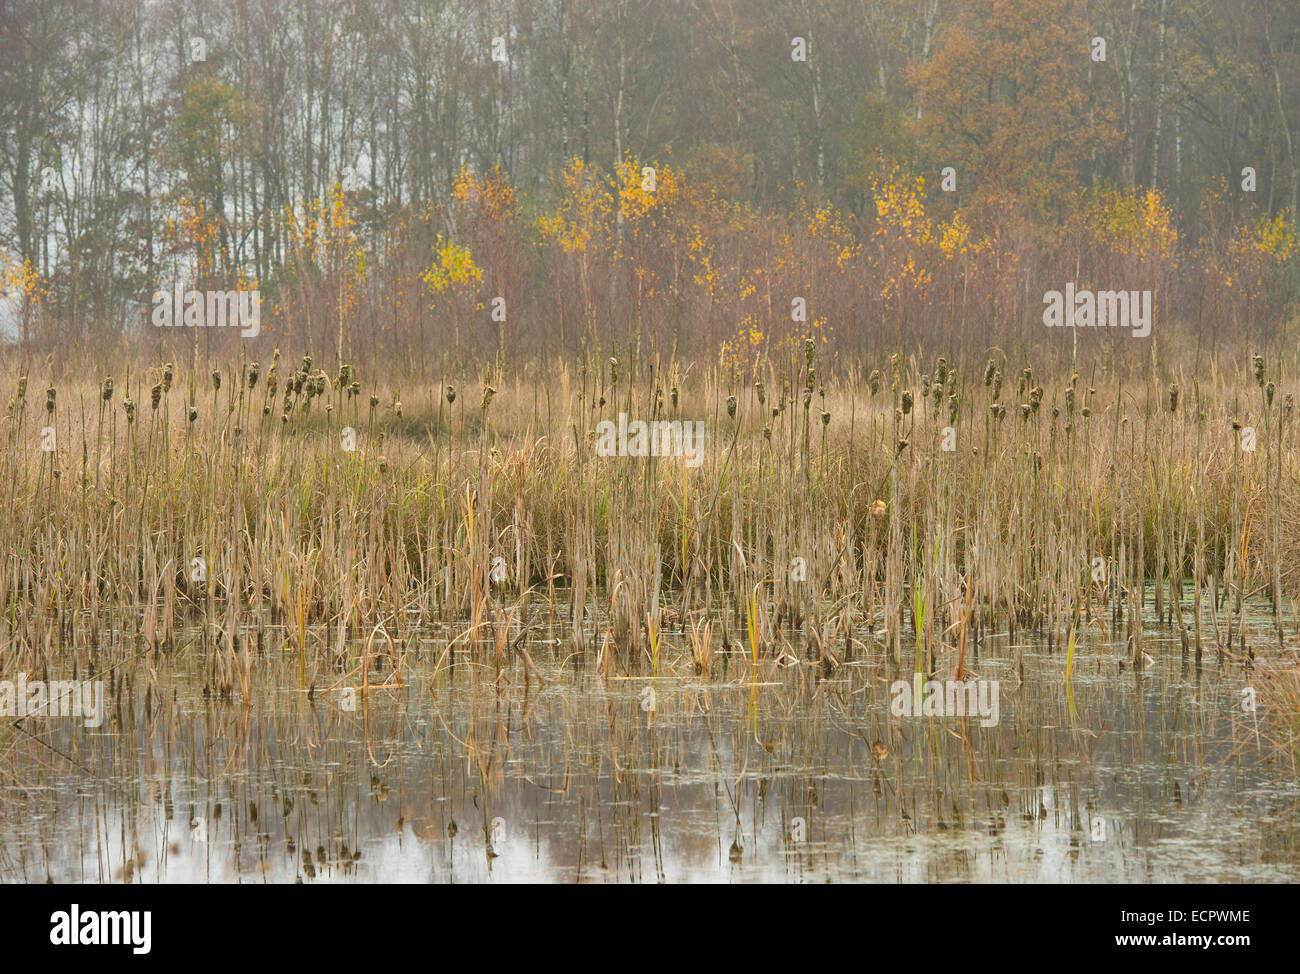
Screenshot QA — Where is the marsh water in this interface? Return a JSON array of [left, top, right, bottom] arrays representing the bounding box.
[[2, 598, 1297, 884]]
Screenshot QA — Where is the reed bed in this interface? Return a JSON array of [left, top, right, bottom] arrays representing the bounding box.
[[2, 343, 1298, 697]]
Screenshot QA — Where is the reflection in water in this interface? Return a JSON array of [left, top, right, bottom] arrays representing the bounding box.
[[1, 607, 1297, 883]]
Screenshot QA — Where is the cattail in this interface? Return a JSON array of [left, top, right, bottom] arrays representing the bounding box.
[[249, 363, 260, 389], [755, 380, 765, 406], [901, 390, 913, 415], [1064, 387, 1075, 413], [1266, 381, 1276, 408], [122, 398, 135, 423], [920, 374, 930, 397], [947, 394, 959, 423], [726, 395, 737, 418], [481, 386, 496, 410], [983, 358, 996, 387], [150, 383, 162, 410], [394, 400, 403, 418], [212, 370, 221, 392], [868, 370, 881, 395], [671, 386, 679, 409], [369, 394, 379, 408], [1286, 393, 1294, 419], [821, 410, 830, 428], [16, 376, 26, 400], [1020, 403, 1031, 420], [189, 407, 198, 423], [1253, 354, 1265, 386], [609, 357, 618, 386], [45, 387, 55, 414], [936, 357, 949, 386], [804, 337, 815, 368], [446, 385, 456, 404], [801, 389, 812, 409], [806, 367, 816, 391], [1168, 383, 1179, 412], [101, 378, 113, 402]]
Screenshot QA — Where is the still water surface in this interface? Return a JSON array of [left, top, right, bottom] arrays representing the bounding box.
[[2, 603, 1296, 883]]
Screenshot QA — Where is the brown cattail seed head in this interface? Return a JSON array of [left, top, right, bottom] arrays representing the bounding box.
[[212, 370, 221, 392], [45, 387, 56, 413], [726, 395, 737, 418], [1253, 354, 1265, 386]]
